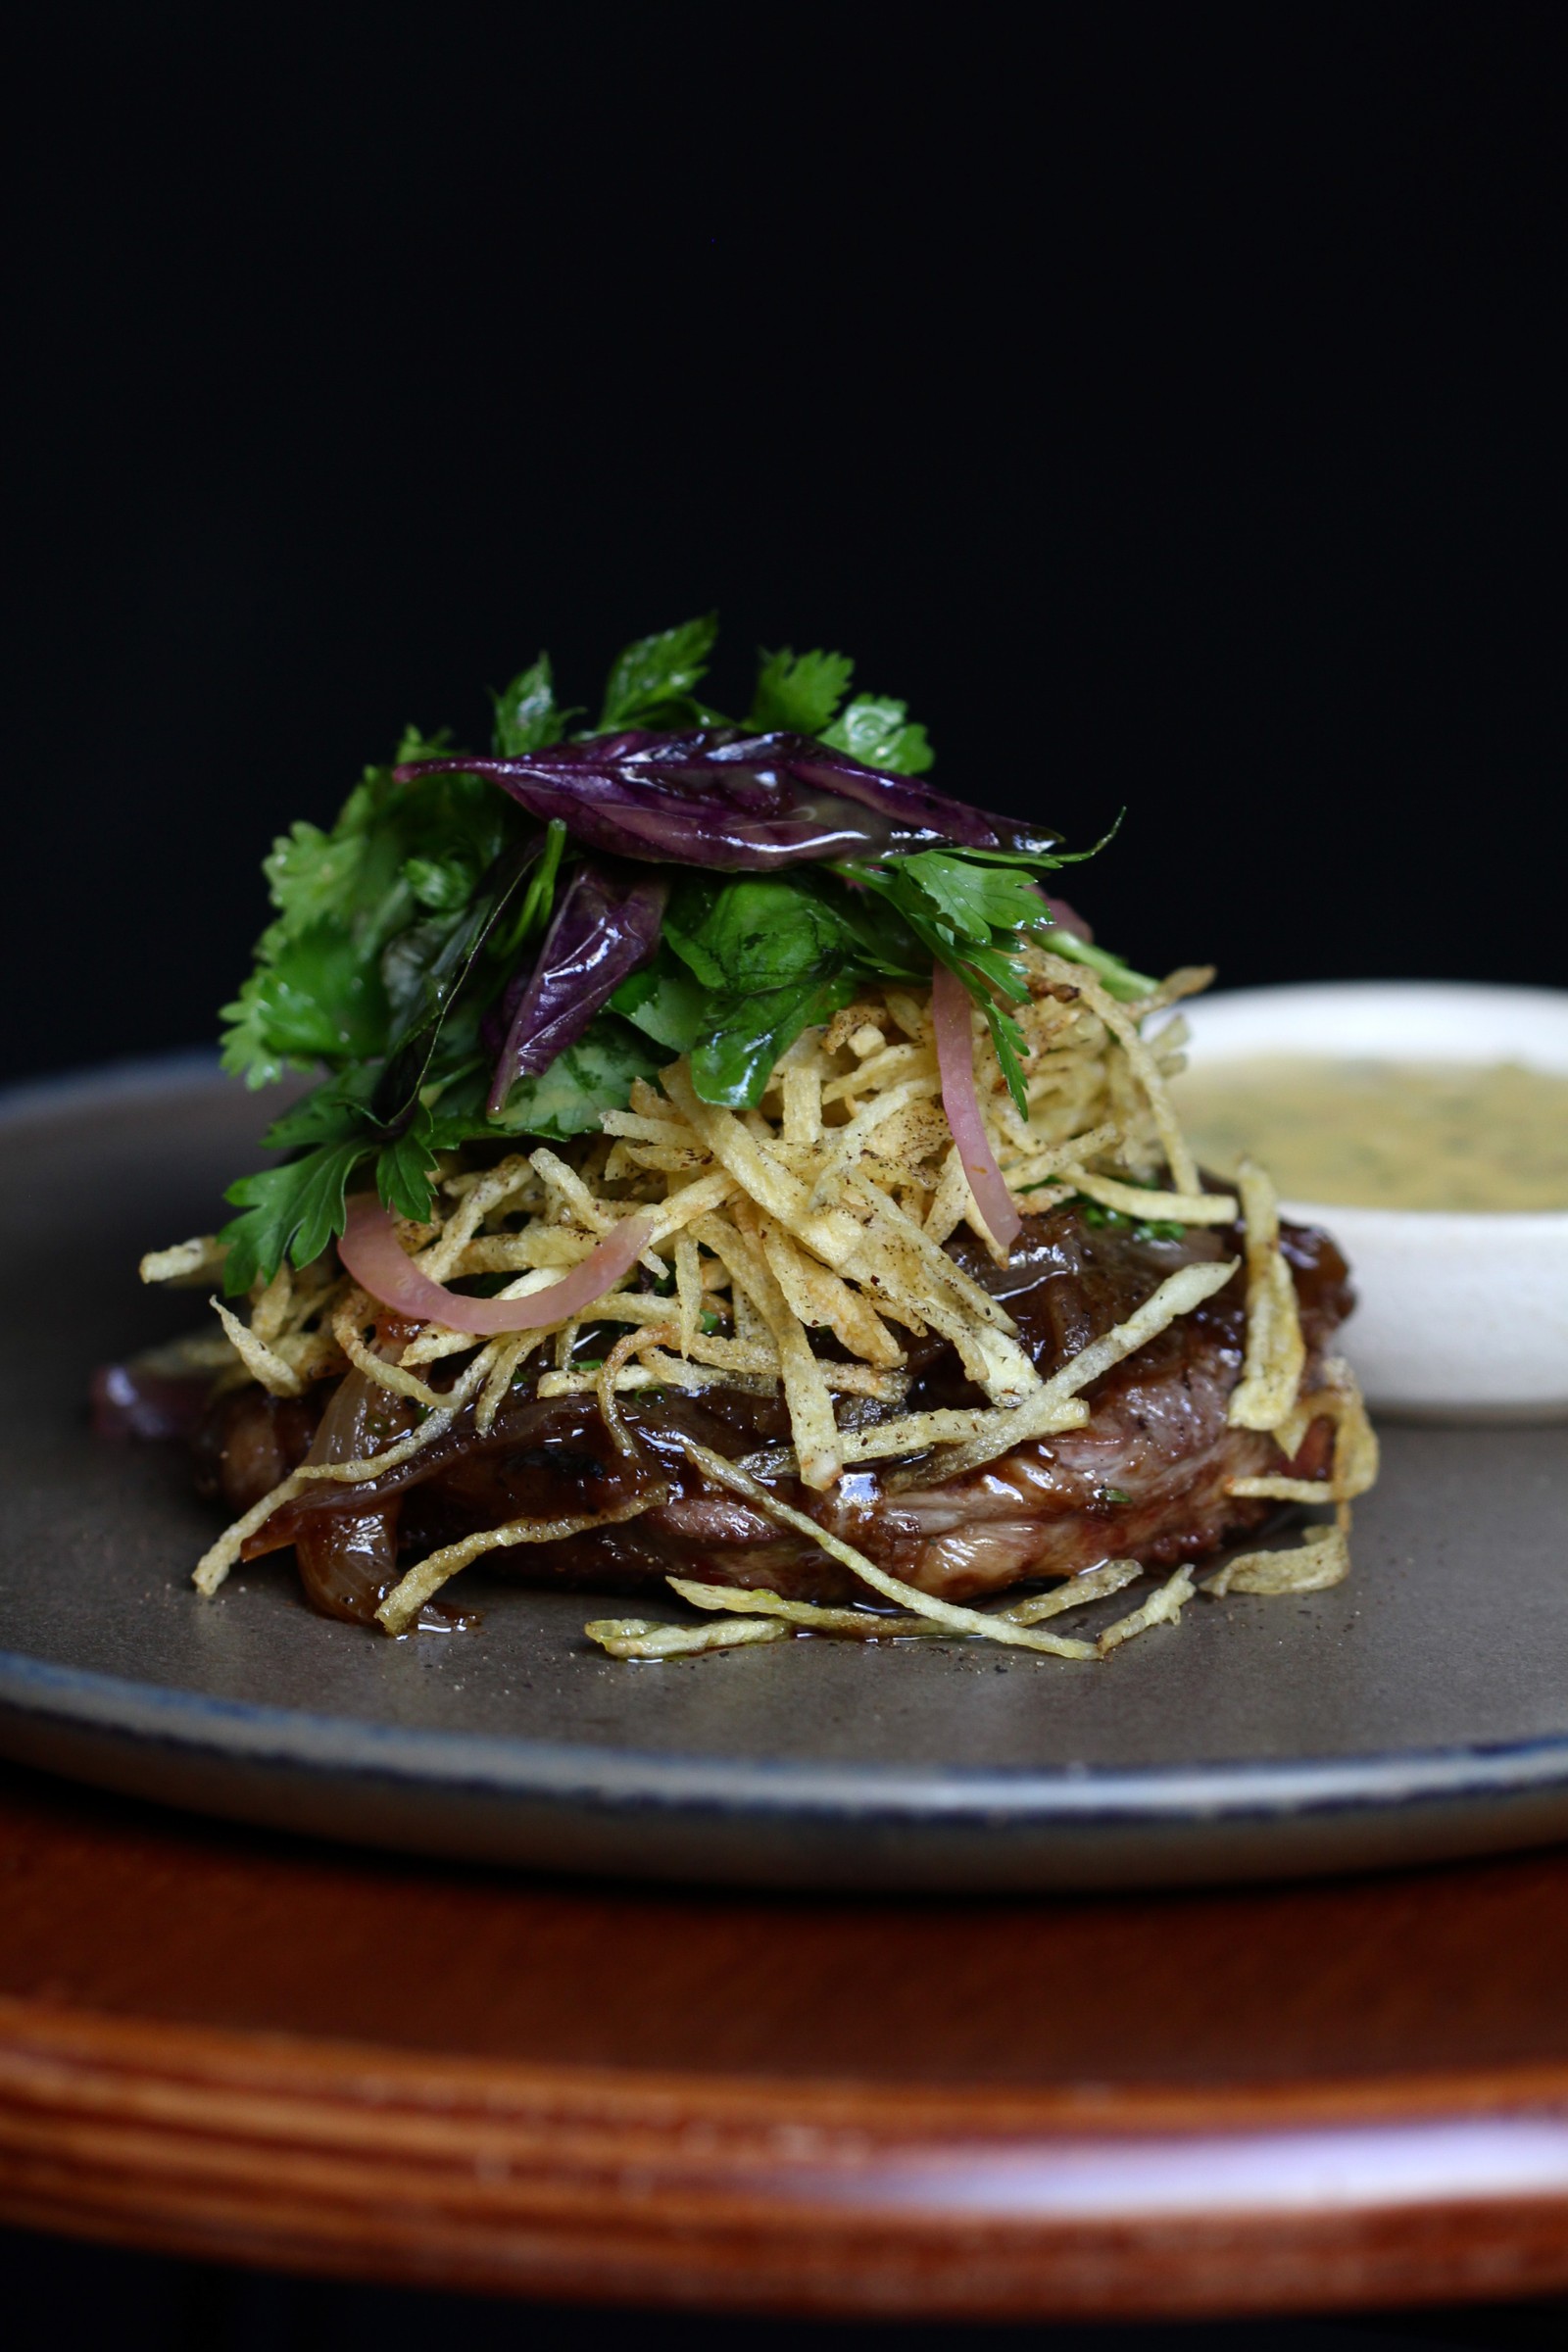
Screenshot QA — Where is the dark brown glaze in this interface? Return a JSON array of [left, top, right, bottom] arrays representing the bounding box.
[[197, 1205, 1354, 1625], [190, 1385, 322, 1506]]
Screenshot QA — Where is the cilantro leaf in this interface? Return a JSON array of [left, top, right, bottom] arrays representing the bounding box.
[[821, 694, 934, 775], [598, 615, 720, 731], [748, 646, 855, 735], [220, 1140, 368, 1295]]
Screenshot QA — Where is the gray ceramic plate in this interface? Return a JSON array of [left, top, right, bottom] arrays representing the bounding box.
[[3, 1055, 1568, 1891]]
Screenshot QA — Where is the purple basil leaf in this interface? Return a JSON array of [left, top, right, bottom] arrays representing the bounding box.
[[487, 863, 667, 1113], [395, 730, 1055, 870]]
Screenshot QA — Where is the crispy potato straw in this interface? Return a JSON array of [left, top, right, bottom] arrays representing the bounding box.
[[584, 1616, 791, 1659], [1204, 1526, 1349, 1596], [1227, 1157, 1307, 1432], [377, 1491, 669, 1636], [155, 956, 1373, 1649]]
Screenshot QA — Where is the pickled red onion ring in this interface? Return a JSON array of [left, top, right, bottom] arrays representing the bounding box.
[[931, 959, 1022, 1252], [338, 1195, 652, 1334]]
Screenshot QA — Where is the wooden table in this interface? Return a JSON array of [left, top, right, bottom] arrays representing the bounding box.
[[4, 1762, 1568, 2324]]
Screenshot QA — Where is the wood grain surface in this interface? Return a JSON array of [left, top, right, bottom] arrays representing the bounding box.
[[4, 1761, 1568, 2321]]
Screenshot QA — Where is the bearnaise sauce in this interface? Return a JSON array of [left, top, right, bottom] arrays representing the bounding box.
[[1171, 1055, 1568, 1212]]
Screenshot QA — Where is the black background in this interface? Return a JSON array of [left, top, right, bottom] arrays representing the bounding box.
[[7, 3, 1563, 1092], [7, 8, 1568, 2346]]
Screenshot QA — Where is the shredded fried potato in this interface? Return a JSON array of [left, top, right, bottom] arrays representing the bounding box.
[[1204, 1526, 1349, 1596], [210, 1297, 305, 1397], [377, 1491, 668, 1635], [1059, 1168, 1239, 1226], [1228, 1355, 1379, 1503], [585, 1615, 792, 1659], [667, 1577, 949, 1639], [193, 1468, 311, 1595], [140, 1235, 229, 1289], [1227, 1157, 1307, 1431], [169, 952, 1375, 1658], [1004, 1558, 1143, 1623], [1096, 1565, 1196, 1655], [665, 1556, 1147, 1642]]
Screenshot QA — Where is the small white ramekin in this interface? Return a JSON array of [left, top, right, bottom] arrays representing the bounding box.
[[1174, 981, 1568, 1421]]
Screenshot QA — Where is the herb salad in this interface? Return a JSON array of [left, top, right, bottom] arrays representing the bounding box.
[[218, 617, 1143, 1295]]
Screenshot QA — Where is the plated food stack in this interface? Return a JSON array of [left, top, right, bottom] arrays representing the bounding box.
[[129, 621, 1377, 1662]]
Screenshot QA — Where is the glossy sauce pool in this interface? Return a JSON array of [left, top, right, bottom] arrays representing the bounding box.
[[1170, 1054, 1568, 1213]]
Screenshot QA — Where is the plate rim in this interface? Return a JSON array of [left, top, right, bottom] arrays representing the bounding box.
[[7, 1642, 1568, 1828]]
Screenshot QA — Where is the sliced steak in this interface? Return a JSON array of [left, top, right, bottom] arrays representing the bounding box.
[[201, 1202, 1353, 1622]]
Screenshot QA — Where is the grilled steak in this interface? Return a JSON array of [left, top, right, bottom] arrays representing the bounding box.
[[196, 1203, 1353, 1625]]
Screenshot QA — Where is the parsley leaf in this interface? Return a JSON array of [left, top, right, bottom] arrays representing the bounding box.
[[748, 646, 855, 735], [220, 927, 390, 1087], [220, 741, 526, 1088], [598, 615, 721, 731], [893, 850, 1049, 945], [259, 1067, 378, 1152], [375, 1121, 443, 1224], [832, 852, 1037, 1116], [220, 1140, 367, 1295], [822, 694, 934, 775], [492, 653, 566, 755]]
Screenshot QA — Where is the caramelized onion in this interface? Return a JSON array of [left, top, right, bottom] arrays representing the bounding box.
[[931, 959, 1022, 1252], [338, 1195, 652, 1333]]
